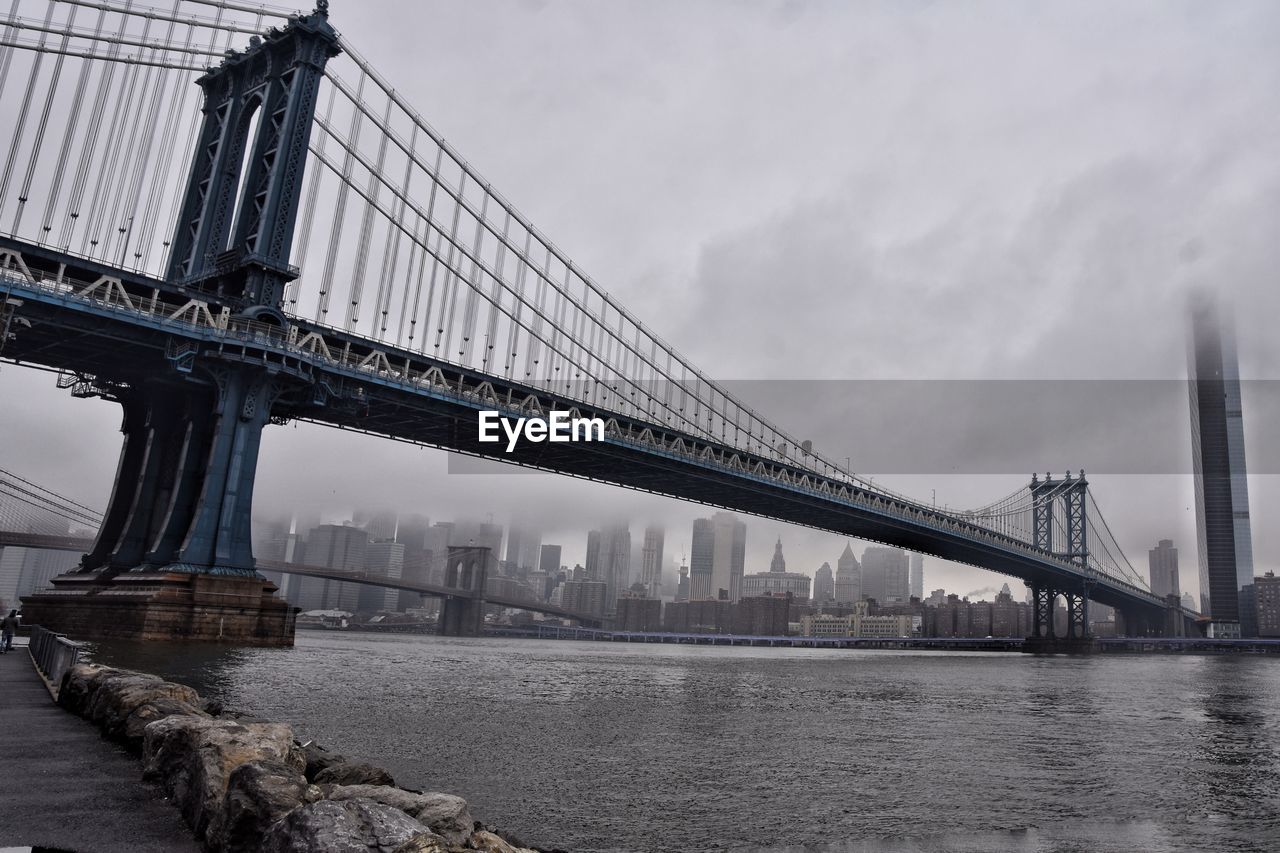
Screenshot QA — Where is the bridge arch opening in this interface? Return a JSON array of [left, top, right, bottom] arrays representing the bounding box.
[[226, 94, 265, 252]]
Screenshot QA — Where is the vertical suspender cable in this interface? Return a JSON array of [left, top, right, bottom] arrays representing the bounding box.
[[11, 5, 78, 234], [37, 6, 104, 245], [0, 2, 54, 227]]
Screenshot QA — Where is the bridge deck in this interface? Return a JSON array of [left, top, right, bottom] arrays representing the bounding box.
[[0, 642, 199, 852]]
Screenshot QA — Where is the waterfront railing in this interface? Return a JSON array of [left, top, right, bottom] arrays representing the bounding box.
[[28, 625, 84, 692]]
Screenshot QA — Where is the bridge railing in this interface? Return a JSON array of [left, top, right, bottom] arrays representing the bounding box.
[[28, 625, 84, 692]]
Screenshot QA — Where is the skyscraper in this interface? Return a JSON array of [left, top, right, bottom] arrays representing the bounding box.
[[689, 518, 715, 600], [813, 562, 835, 604], [641, 526, 665, 598], [909, 553, 924, 601], [504, 522, 542, 578], [362, 540, 405, 612], [538, 543, 562, 575], [1188, 297, 1255, 638], [862, 546, 909, 604], [834, 543, 860, 604], [688, 513, 746, 601], [1147, 539, 1180, 600], [710, 512, 747, 602], [297, 524, 368, 612], [585, 523, 631, 607]]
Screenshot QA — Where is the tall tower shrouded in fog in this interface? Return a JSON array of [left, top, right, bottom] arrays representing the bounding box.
[[1188, 297, 1255, 638]]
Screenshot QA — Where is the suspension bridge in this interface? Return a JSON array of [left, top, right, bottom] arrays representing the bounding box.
[[0, 0, 1196, 644]]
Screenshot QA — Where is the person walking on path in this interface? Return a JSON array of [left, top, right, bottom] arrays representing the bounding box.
[[1, 609, 18, 652]]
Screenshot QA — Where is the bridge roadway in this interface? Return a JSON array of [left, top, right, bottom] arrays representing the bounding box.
[[0, 236, 1186, 624]]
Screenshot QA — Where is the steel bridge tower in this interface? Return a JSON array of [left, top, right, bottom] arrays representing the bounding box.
[[1024, 471, 1095, 651], [23, 7, 341, 645]]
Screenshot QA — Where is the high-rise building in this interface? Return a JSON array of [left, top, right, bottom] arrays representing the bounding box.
[[297, 524, 368, 612], [504, 522, 542, 578], [362, 540, 405, 612], [689, 519, 715, 600], [862, 546, 909, 604], [1188, 297, 1256, 637], [1255, 572, 1280, 638], [354, 509, 398, 542], [538, 543, 562, 575], [675, 562, 690, 602], [834, 543, 860, 604], [1181, 591, 1198, 612], [813, 562, 835, 604], [640, 526, 665, 598], [687, 514, 746, 601], [584, 524, 630, 608], [1148, 539, 1180, 600], [561, 578, 608, 618], [710, 512, 746, 602], [394, 514, 431, 611], [909, 553, 924, 600]]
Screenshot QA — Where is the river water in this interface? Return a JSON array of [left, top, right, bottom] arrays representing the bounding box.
[[87, 633, 1280, 853]]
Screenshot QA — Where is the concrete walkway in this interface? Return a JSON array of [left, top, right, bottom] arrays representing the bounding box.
[[0, 641, 199, 853]]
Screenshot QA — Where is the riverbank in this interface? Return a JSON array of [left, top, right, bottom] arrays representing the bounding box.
[[35, 649, 564, 853]]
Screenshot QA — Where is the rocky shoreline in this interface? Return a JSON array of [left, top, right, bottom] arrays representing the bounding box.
[[55, 663, 563, 853]]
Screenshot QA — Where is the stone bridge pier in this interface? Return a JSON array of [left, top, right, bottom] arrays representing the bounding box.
[[437, 546, 491, 637]]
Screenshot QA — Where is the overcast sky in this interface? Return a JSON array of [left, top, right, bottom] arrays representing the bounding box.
[[3, 0, 1279, 600]]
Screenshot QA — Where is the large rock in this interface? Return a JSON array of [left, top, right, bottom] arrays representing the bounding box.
[[57, 663, 123, 717], [301, 741, 348, 782], [88, 671, 201, 741], [259, 798, 432, 853], [391, 834, 451, 853], [467, 829, 540, 853], [210, 759, 315, 853], [122, 697, 209, 751], [314, 760, 396, 787], [326, 786, 473, 846], [143, 714, 305, 844]]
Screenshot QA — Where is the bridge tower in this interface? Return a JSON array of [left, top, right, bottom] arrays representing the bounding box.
[[438, 546, 491, 637], [1024, 471, 1096, 653], [21, 7, 340, 646]]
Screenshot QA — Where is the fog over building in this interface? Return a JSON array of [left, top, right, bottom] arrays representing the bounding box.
[[862, 546, 910, 604], [504, 522, 542, 577], [1188, 298, 1255, 638], [910, 553, 924, 601]]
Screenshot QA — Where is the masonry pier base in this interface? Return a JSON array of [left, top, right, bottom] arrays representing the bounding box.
[[19, 571, 296, 646]]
